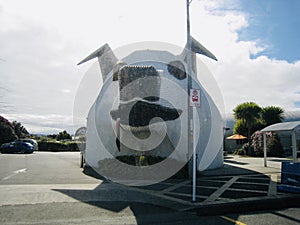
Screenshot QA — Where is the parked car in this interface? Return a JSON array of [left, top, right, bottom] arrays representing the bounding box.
[[19, 139, 38, 151], [0, 140, 35, 154]]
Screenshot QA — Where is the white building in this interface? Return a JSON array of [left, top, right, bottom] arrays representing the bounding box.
[[77, 39, 224, 185]]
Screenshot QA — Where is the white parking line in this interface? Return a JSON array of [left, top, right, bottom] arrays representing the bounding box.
[[1, 168, 27, 181], [202, 176, 239, 204]]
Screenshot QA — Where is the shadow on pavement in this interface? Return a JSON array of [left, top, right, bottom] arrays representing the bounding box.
[[82, 166, 106, 180], [52, 185, 198, 224], [223, 159, 249, 165], [52, 159, 300, 223]]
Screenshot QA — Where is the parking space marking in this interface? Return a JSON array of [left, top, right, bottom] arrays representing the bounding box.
[[221, 216, 247, 225], [1, 168, 27, 181], [161, 180, 191, 193], [203, 176, 238, 203], [268, 174, 277, 196]]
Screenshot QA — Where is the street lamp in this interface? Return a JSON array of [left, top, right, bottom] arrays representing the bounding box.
[[186, 0, 196, 202]]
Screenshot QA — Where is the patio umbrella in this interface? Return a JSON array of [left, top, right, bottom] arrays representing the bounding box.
[[226, 134, 247, 140]]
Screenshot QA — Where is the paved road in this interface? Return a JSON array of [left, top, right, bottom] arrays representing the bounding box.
[[0, 152, 97, 185], [0, 152, 299, 224]]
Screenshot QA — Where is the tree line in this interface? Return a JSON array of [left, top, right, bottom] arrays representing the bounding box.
[[0, 115, 72, 146], [0, 115, 29, 145], [232, 102, 285, 156]]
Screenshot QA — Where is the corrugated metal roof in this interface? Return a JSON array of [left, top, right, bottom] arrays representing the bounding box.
[[261, 121, 300, 132]]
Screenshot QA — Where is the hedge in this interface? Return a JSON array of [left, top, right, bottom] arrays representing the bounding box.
[[37, 141, 80, 152]]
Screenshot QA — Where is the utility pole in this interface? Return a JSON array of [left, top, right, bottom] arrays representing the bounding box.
[[186, 0, 196, 202]]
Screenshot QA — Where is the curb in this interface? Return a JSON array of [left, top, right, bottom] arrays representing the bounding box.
[[196, 195, 300, 216]]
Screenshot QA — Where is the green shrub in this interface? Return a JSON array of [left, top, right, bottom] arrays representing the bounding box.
[[250, 131, 264, 157], [234, 148, 246, 156], [116, 155, 165, 166], [56, 130, 72, 141], [37, 140, 79, 152], [114, 155, 189, 178], [267, 135, 283, 157], [250, 131, 283, 157]]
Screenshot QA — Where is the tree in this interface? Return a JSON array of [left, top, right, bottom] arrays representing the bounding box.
[[233, 103, 285, 138], [261, 106, 284, 126], [12, 121, 29, 138], [233, 119, 247, 136], [233, 118, 265, 138], [0, 116, 18, 145], [56, 130, 72, 141], [233, 103, 285, 156], [233, 102, 262, 140], [47, 134, 57, 140]]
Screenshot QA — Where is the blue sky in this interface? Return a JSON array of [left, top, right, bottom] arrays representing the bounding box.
[[0, 0, 299, 134], [237, 0, 300, 62]]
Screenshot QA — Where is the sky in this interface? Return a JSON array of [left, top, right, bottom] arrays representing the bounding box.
[[0, 0, 299, 134]]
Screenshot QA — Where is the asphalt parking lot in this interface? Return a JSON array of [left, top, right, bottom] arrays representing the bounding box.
[[1, 152, 300, 224]]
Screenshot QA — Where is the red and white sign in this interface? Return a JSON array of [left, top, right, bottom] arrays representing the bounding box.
[[190, 89, 201, 107]]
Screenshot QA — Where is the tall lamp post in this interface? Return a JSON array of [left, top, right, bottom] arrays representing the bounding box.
[[186, 0, 218, 202], [186, 0, 196, 202]]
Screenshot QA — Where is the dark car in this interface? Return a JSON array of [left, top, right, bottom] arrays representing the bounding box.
[[19, 139, 38, 151], [0, 141, 35, 154]]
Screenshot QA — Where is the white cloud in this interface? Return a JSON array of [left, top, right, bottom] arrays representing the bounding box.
[[214, 56, 300, 112], [189, 0, 300, 113], [3, 113, 74, 134], [0, 3, 85, 133], [0, 0, 299, 134]]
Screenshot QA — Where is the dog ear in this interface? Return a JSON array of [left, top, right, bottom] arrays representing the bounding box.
[[167, 60, 186, 80], [78, 44, 119, 82]]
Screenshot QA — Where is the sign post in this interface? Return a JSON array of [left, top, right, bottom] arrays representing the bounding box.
[[186, 0, 217, 202], [190, 88, 201, 107], [190, 88, 200, 202], [186, 0, 195, 202]]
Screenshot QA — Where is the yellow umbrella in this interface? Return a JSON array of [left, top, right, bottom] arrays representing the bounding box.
[[226, 134, 247, 140]]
